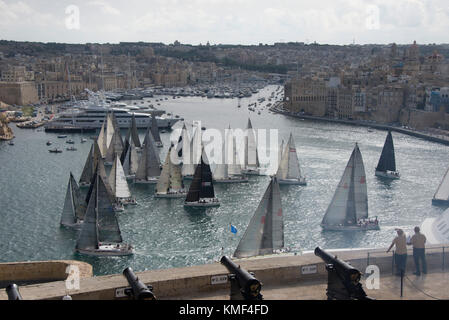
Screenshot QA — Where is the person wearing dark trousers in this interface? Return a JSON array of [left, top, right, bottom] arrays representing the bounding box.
[[409, 226, 427, 276], [387, 229, 408, 276]]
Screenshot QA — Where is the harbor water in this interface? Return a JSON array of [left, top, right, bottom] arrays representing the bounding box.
[[1, 85, 448, 276]]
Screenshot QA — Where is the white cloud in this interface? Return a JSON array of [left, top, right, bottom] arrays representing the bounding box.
[[87, 1, 121, 16]]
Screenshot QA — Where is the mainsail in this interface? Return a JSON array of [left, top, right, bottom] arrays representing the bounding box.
[[122, 138, 139, 178], [226, 127, 243, 176], [376, 131, 396, 172], [125, 113, 141, 148], [79, 142, 102, 186], [214, 139, 228, 180], [244, 118, 260, 169], [182, 124, 200, 177], [151, 115, 162, 146], [276, 133, 304, 180], [433, 166, 449, 204], [76, 172, 123, 251], [61, 172, 86, 226], [156, 145, 185, 194], [109, 155, 132, 199], [185, 149, 215, 202], [234, 176, 283, 258], [135, 130, 161, 180], [97, 120, 107, 158], [321, 143, 368, 226], [105, 130, 124, 164]]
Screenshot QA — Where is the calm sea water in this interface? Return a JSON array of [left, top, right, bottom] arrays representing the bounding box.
[[1, 85, 448, 276]]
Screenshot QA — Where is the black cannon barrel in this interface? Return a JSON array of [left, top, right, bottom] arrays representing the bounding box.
[[122, 267, 155, 300], [6, 284, 22, 300], [314, 247, 361, 282], [220, 256, 262, 298]]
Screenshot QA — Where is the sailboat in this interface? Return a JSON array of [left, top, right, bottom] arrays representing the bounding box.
[[321, 143, 379, 231], [183, 123, 201, 180], [86, 157, 125, 212], [375, 131, 400, 179], [121, 138, 139, 179], [75, 172, 133, 256], [242, 118, 261, 175], [60, 172, 87, 229], [214, 128, 248, 183], [184, 149, 220, 207], [432, 165, 449, 205], [134, 130, 161, 184], [105, 129, 124, 166], [151, 115, 163, 148], [234, 176, 284, 258], [276, 133, 306, 185], [155, 145, 187, 198], [109, 155, 137, 205], [79, 142, 101, 188], [125, 113, 141, 149]]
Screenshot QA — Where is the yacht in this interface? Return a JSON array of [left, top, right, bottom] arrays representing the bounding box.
[[48, 105, 179, 129]]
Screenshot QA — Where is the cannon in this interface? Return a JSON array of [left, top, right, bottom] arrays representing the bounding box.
[[122, 267, 156, 300], [220, 256, 263, 300], [6, 284, 22, 300], [314, 247, 373, 300]]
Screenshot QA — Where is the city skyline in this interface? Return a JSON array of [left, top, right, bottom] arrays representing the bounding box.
[[0, 0, 448, 46]]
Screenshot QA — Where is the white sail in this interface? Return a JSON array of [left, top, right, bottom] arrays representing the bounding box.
[[276, 134, 304, 181], [234, 176, 283, 258], [106, 113, 115, 149], [135, 130, 161, 180], [169, 146, 184, 191], [109, 155, 131, 199], [97, 121, 106, 158], [245, 118, 259, 169], [226, 128, 242, 176], [322, 144, 368, 226], [433, 166, 449, 203], [182, 124, 198, 177], [156, 150, 171, 194]]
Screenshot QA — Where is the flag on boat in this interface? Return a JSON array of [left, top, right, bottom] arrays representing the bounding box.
[[230, 224, 238, 234]]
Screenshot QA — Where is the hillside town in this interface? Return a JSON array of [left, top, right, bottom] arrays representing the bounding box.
[[0, 40, 449, 132]]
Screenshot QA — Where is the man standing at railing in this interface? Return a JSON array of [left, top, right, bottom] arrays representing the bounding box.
[[408, 226, 427, 276], [387, 229, 408, 276]]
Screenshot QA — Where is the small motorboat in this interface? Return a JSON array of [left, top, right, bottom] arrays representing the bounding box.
[[81, 138, 87, 143], [46, 141, 52, 146], [49, 148, 63, 153], [8, 140, 14, 145], [66, 139, 75, 144], [57, 135, 67, 138], [66, 146, 77, 151]]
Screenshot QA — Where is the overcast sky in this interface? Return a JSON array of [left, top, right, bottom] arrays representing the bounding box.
[[0, 0, 448, 45]]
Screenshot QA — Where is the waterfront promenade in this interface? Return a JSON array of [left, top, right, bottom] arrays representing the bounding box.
[[1, 245, 447, 300], [270, 103, 449, 147]]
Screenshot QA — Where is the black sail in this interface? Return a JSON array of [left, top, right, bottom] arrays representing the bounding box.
[[376, 131, 396, 172], [185, 151, 215, 202], [199, 153, 215, 199]]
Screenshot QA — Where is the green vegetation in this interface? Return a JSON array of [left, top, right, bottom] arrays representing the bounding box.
[[21, 106, 34, 117]]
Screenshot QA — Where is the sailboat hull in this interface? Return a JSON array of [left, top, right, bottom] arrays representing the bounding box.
[[375, 170, 400, 180], [214, 177, 249, 183], [135, 177, 159, 184], [155, 192, 187, 198], [321, 223, 380, 231], [76, 244, 134, 256], [184, 198, 220, 207], [432, 198, 449, 206], [278, 178, 307, 185], [242, 168, 261, 175], [183, 175, 194, 180]]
